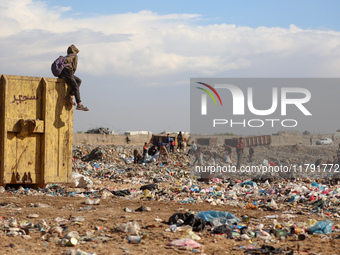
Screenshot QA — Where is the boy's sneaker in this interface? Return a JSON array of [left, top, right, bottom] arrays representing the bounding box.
[[66, 95, 76, 106], [76, 105, 89, 111]]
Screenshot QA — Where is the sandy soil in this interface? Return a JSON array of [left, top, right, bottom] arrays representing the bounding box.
[[1, 187, 340, 255]]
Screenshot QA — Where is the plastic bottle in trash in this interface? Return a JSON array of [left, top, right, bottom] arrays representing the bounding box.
[[264, 215, 278, 219], [290, 225, 305, 234], [170, 224, 177, 232], [127, 236, 141, 243]]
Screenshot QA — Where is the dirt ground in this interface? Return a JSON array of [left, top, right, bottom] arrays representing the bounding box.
[[1, 144, 340, 255], [1, 184, 340, 255]]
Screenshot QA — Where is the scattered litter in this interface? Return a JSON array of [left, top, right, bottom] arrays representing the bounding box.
[[2, 143, 340, 254], [168, 238, 201, 249], [116, 221, 141, 235]]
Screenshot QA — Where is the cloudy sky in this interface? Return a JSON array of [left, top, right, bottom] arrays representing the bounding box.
[[0, 0, 339, 134]]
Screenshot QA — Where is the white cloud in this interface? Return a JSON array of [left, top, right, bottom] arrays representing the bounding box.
[[0, 0, 340, 80], [2, 0, 339, 133]]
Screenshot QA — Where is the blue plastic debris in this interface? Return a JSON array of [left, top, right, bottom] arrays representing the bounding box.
[[196, 211, 240, 225]]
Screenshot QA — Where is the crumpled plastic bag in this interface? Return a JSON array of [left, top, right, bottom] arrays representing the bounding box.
[[270, 198, 278, 209], [240, 181, 258, 188], [244, 245, 286, 254], [167, 238, 201, 249], [312, 182, 319, 187], [71, 172, 93, 188], [212, 178, 222, 183], [169, 212, 191, 225], [116, 221, 140, 235], [63, 249, 97, 255], [81, 147, 103, 161], [211, 225, 232, 237], [149, 153, 159, 162], [140, 184, 158, 191], [196, 211, 240, 225], [309, 220, 334, 234], [180, 229, 201, 240], [263, 159, 269, 166], [168, 213, 206, 231], [85, 198, 100, 205], [183, 214, 207, 232]]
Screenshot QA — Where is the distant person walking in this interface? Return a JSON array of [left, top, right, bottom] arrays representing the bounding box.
[[189, 141, 197, 155], [157, 137, 163, 151], [133, 149, 142, 164], [315, 158, 322, 167], [177, 131, 183, 150], [224, 145, 233, 164], [182, 138, 187, 153], [310, 137, 313, 145], [193, 147, 203, 165], [337, 143, 340, 166], [170, 138, 175, 153], [143, 142, 148, 162], [248, 145, 254, 163], [166, 134, 171, 152], [59, 44, 89, 111], [236, 137, 244, 169]]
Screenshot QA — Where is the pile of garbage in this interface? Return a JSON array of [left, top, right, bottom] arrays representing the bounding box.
[[2, 143, 340, 254], [165, 209, 338, 254]]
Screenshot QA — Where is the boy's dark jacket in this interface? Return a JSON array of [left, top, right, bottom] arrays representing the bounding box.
[[64, 44, 79, 74]]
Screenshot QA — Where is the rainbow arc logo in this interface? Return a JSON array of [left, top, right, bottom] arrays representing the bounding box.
[[196, 82, 222, 115]]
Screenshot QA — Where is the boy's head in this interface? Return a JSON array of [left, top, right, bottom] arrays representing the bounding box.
[[67, 44, 79, 55]]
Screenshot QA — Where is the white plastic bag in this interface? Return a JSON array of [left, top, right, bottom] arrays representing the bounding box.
[[72, 172, 93, 188]]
